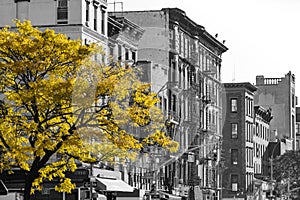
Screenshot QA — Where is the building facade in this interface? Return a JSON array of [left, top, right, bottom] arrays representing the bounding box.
[[0, 1, 148, 200], [111, 8, 228, 200], [255, 71, 296, 150], [296, 107, 300, 150], [252, 106, 272, 200], [0, 0, 108, 57], [107, 15, 144, 64], [0, 2, 230, 200], [222, 82, 257, 200]]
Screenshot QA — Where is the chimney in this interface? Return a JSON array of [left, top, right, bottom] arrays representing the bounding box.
[[256, 75, 265, 85]]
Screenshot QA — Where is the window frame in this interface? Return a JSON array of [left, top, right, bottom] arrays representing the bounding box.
[[101, 8, 106, 35], [86, 1, 90, 22], [231, 174, 238, 191], [231, 123, 238, 139], [231, 149, 238, 165], [57, 0, 68, 24], [231, 98, 237, 112], [93, 5, 98, 31]]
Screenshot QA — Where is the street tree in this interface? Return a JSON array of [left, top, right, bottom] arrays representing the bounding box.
[[273, 150, 300, 198], [0, 20, 178, 200]]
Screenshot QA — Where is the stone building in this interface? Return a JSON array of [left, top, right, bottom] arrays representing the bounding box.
[[110, 8, 228, 200], [255, 71, 296, 150], [222, 82, 257, 200], [107, 15, 144, 64], [253, 106, 272, 176]]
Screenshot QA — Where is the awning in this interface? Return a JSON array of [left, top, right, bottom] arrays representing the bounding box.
[[95, 177, 134, 192]]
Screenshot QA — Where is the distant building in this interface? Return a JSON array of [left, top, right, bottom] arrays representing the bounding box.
[[253, 106, 272, 176], [252, 106, 272, 200], [110, 8, 228, 200], [222, 82, 257, 200], [254, 71, 296, 150], [296, 107, 300, 150]]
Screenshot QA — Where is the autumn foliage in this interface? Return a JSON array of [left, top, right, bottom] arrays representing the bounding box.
[[0, 21, 178, 199]]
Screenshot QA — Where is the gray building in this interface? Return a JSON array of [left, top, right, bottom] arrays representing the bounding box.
[[254, 71, 296, 150], [110, 8, 228, 200]]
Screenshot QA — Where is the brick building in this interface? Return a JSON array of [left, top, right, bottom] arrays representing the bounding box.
[[222, 82, 257, 200]]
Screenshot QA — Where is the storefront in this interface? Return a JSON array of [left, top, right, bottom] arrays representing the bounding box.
[[95, 177, 134, 193], [93, 169, 134, 200]]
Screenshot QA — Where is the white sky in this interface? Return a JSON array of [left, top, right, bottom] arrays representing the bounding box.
[[108, 0, 300, 95]]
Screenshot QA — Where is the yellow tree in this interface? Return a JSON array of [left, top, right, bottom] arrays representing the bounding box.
[[0, 21, 178, 200]]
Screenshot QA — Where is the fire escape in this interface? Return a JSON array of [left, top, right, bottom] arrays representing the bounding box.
[[198, 57, 222, 200]]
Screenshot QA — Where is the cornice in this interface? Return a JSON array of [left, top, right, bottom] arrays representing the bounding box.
[[165, 8, 228, 54], [223, 82, 257, 93]]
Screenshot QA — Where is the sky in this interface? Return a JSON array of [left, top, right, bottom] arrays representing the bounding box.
[[108, 0, 300, 95]]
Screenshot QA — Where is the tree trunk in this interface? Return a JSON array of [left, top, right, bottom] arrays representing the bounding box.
[[24, 177, 34, 200], [23, 162, 40, 200]]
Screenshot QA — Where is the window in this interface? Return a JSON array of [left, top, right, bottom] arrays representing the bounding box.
[[109, 47, 114, 57], [259, 124, 262, 137], [125, 49, 129, 60], [57, 0, 68, 24], [296, 123, 300, 134], [94, 6, 98, 31], [118, 45, 122, 60], [231, 149, 238, 165], [172, 94, 176, 112], [172, 61, 176, 83], [169, 29, 175, 49], [158, 96, 162, 109], [231, 98, 237, 112], [292, 94, 295, 108], [164, 98, 167, 111], [86, 1, 90, 22], [231, 123, 238, 138], [101, 9, 106, 34], [132, 51, 136, 62], [231, 174, 238, 191]]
